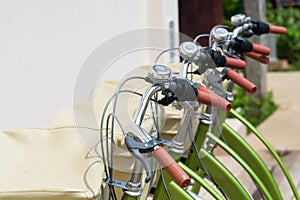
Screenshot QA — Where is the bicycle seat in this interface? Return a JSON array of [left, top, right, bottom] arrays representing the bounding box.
[[0, 127, 107, 199]]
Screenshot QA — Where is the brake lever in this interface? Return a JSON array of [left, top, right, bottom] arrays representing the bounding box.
[[204, 69, 233, 101], [125, 135, 160, 183], [205, 71, 225, 96]]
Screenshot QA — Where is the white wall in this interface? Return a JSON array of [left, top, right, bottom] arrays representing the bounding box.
[[0, 0, 179, 131]]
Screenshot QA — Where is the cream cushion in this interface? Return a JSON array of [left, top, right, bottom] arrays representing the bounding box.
[[0, 127, 107, 200]]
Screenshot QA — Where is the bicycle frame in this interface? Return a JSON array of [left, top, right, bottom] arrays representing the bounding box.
[[121, 82, 224, 200], [229, 109, 300, 200], [153, 104, 252, 200], [165, 59, 291, 200], [179, 67, 283, 199], [116, 67, 252, 200], [209, 20, 299, 199], [182, 18, 299, 200]]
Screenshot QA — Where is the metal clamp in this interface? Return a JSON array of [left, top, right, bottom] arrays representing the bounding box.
[[103, 178, 127, 189]]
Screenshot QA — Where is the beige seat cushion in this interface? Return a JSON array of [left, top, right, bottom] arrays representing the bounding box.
[[0, 127, 107, 200]]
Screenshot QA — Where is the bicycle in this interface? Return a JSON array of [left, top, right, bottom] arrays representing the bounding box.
[[96, 13, 298, 200], [208, 14, 299, 200], [146, 15, 296, 200], [175, 14, 299, 200], [99, 46, 262, 199]]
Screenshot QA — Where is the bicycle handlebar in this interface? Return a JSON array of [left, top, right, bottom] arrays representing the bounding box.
[[169, 78, 198, 102], [231, 15, 287, 35], [152, 146, 191, 188], [222, 68, 257, 94], [229, 37, 270, 55], [168, 78, 232, 112], [269, 25, 287, 35], [207, 49, 246, 69], [225, 56, 246, 69], [197, 86, 232, 112], [243, 52, 270, 64], [252, 43, 270, 55], [252, 20, 287, 35], [180, 42, 246, 71]]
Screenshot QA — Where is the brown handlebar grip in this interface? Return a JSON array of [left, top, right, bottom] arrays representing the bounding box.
[[197, 86, 232, 112], [252, 43, 271, 55], [243, 52, 270, 64], [152, 146, 191, 188], [269, 25, 287, 34], [225, 56, 246, 69], [197, 85, 210, 93], [224, 69, 257, 94]]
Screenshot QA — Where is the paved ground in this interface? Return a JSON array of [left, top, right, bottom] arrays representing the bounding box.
[[247, 71, 300, 152]]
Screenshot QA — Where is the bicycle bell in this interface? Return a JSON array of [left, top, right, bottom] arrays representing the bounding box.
[[231, 14, 251, 26], [212, 27, 229, 42], [179, 41, 198, 60], [148, 64, 173, 83]]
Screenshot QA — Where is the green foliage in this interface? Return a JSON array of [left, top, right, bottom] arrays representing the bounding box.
[[290, 60, 300, 71], [229, 86, 278, 128], [267, 3, 300, 63], [222, 0, 243, 25]]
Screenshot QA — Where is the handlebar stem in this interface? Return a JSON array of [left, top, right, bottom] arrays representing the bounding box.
[[133, 84, 161, 131], [180, 59, 191, 79], [232, 26, 244, 38], [124, 160, 144, 197], [169, 102, 198, 156], [124, 84, 162, 197]]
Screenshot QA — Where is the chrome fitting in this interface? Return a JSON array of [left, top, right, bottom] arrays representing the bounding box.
[[123, 181, 142, 197]]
